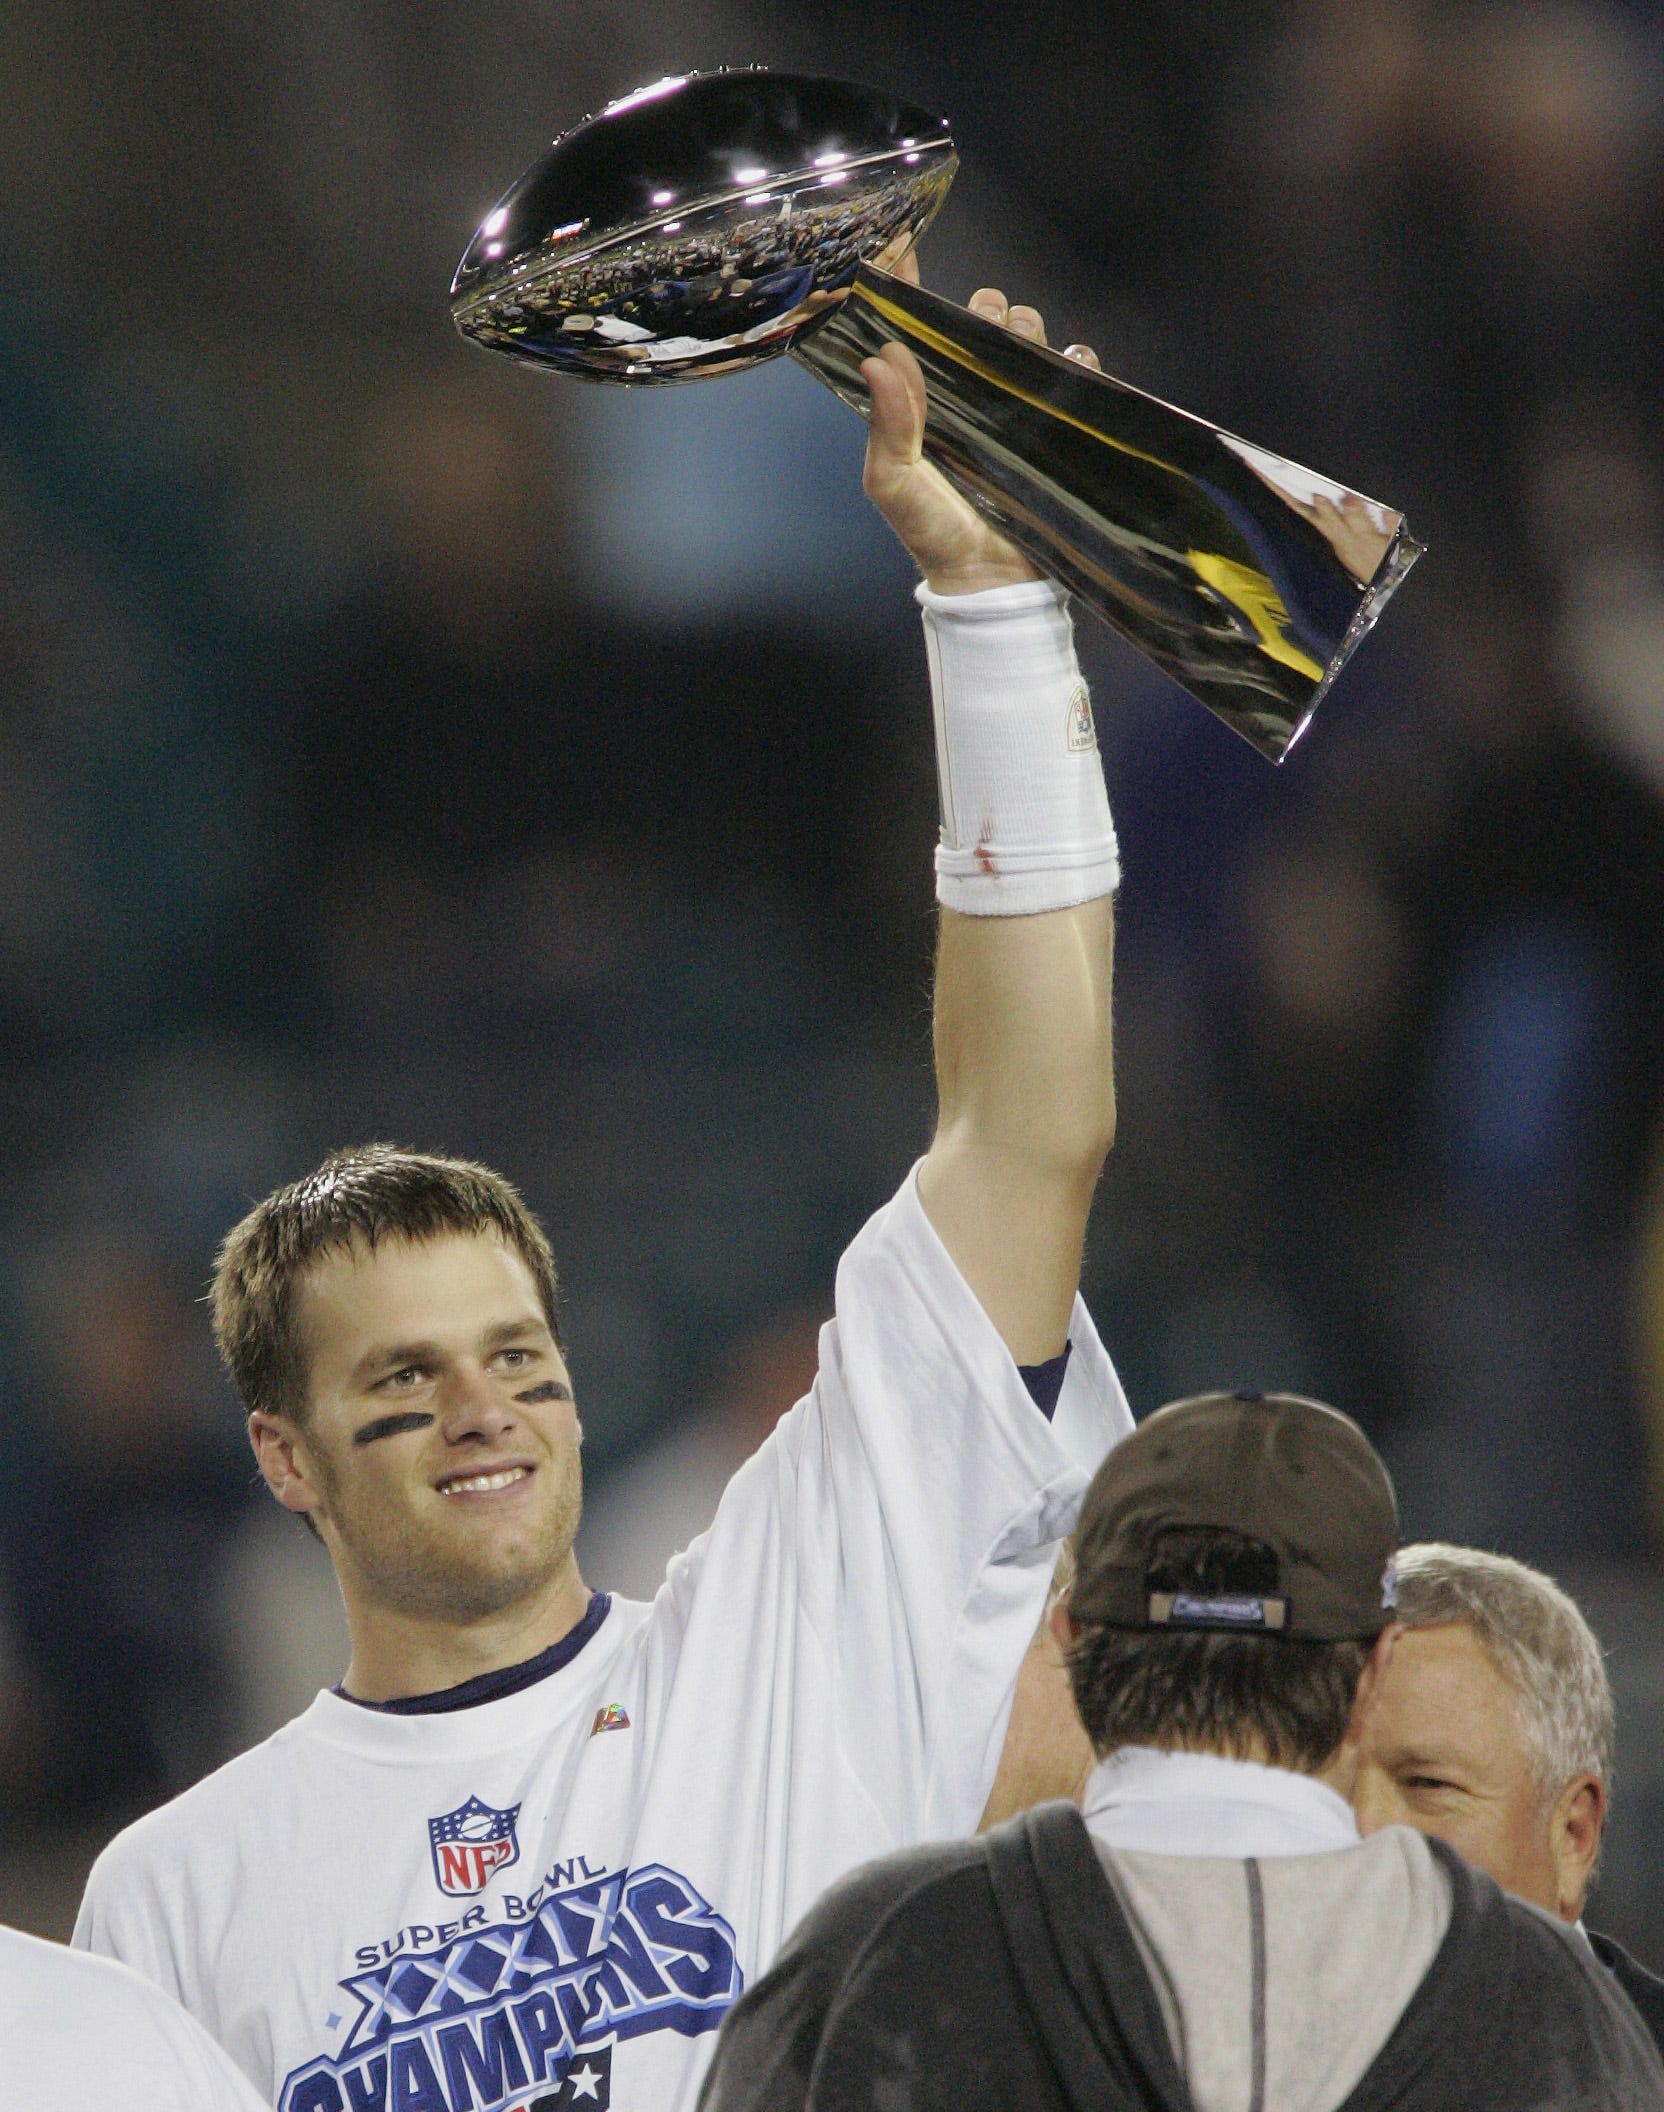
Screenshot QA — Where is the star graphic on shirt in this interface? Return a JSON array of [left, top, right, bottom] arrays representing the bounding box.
[[568, 2063, 603, 2100]]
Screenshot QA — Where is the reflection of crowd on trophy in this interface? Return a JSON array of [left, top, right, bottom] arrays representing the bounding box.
[[465, 164, 950, 373]]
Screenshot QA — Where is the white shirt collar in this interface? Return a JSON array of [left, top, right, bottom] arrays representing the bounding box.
[[1081, 1745, 1361, 1859]]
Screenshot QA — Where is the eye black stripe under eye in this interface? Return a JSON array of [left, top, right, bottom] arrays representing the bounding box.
[[513, 1382, 569, 1405], [354, 1411, 436, 1446]]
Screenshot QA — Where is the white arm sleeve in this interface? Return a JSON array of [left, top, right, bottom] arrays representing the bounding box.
[[73, 1838, 180, 1989], [643, 1160, 1132, 1914], [806, 1164, 1130, 1831]]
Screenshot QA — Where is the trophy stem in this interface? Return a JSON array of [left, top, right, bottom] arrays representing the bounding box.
[[793, 264, 1422, 762]]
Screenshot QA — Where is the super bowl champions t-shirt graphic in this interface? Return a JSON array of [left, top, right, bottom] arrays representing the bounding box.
[[73, 1174, 1132, 2112], [285, 1797, 740, 2112]]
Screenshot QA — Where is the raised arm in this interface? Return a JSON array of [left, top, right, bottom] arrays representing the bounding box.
[[862, 279, 1117, 1365]]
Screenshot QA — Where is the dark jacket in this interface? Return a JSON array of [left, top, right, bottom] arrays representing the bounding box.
[[1592, 1931, 1664, 2063], [700, 1803, 1664, 2111]]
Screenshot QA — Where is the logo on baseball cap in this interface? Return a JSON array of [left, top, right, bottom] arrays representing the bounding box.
[[1068, 1390, 1399, 1641]]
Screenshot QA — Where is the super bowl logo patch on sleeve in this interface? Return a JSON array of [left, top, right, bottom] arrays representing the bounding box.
[[1065, 679, 1096, 753], [428, 1796, 521, 1897]]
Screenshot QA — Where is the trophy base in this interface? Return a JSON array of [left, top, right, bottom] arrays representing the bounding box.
[[794, 264, 1423, 762]]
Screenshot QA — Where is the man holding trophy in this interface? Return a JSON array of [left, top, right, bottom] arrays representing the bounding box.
[[71, 264, 1136, 2112], [70, 67, 1429, 2110]]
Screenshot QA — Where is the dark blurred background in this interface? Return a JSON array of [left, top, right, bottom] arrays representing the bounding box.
[[2, 0, 1663, 1953]]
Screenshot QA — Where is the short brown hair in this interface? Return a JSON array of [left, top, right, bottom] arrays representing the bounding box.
[[212, 1145, 562, 1424], [1067, 1529, 1370, 1770]]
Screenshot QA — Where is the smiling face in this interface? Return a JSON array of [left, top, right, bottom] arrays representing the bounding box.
[[1351, 1620, 1601, 1919], [255, 1231, 585, 1639]]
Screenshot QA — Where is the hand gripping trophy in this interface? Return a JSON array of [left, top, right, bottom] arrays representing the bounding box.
[[449, 69, 1422, 760]]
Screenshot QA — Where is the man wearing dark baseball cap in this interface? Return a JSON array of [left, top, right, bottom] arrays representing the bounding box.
[[701, 1392, 1664, 2111]]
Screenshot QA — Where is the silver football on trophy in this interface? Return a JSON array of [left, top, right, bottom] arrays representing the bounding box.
[[452, 71, 1423, 761], [450, 71, 955, 382]]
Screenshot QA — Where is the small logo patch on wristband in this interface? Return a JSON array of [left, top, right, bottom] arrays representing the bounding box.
[[1066, 680, 1097, 753]]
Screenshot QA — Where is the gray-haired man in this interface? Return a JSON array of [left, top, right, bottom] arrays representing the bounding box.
[[1355, 1542, 1664, 2052]]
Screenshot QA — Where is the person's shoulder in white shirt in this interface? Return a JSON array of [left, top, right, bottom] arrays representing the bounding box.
[[0, 1923, 272, 2111]]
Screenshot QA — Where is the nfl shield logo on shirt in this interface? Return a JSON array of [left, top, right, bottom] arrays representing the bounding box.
[[427, 1794, 521, 1896]]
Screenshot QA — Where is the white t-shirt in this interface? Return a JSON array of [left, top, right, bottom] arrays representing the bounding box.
[[1, 1924, 272, 2111], [1081, 1746, 1363, 1858], [75, 1167, 1131, 2112]]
